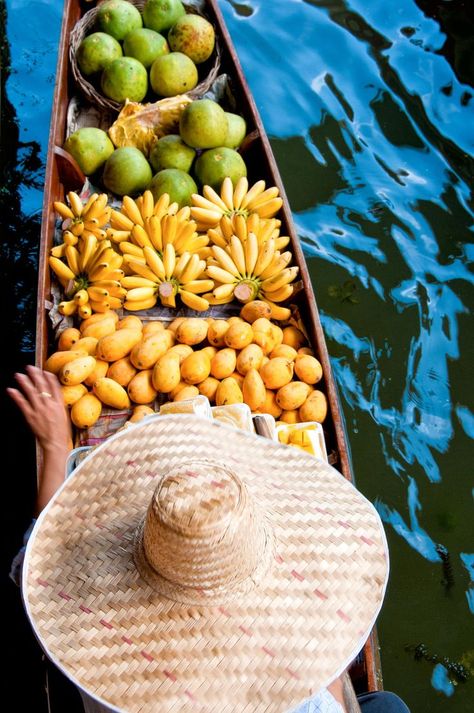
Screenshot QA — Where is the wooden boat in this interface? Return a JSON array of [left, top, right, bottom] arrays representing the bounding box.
[[36, 0, 382, 697]]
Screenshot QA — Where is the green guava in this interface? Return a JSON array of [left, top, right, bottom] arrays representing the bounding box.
[[179, 99, 228, 149], [97, 0, 142, 41], [168, 14, 215, 64], [76, 33, 122, 76], [103, 147, 153, 196], [101, 57, 148, 103], [150, 52, 198, 97], [123, 28, 169, 68], [149, 135, 196, 173], [223, 112, 247, 149], [149, 168, 197, 208], [143, 0, 186, 33], [195, 147, 247, 190], [64, 128, 115, 176]]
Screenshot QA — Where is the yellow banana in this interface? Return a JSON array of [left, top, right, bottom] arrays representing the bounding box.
[[191, 193, 222, 212], [126, 259, 159, 282], [54, 201, 74, 220], [275, 235, 290, 250], [261, 266, 299, 293], [70, 221, 84, 237], [83, 193, 108, 221], [122, 253, 146, 267], [211, 246, 240, 276], [58, 299, 77, 316], [173, 252, 191, 280], [153, 192, 171, 217], [162, 243, 175, 279], [65, 245, 80, 275], [146, 215, 163, 251], [108, 252, 124, 271], [202, 184, 229, 212], [206, 265, 238, 284], [258, 250, 292, 280], [220, 215, 234, 240], [202, 291, 231, 306], [124, 296, 158, 312], [262, 283, 294, 302], [106, 228, 131, 243], [179, 254, 204, 284], [89, 298, 111, 313], [229, 235, 246, 275], [67, 191, 83, 216], [78, 303, 92, 320], [144, 246, 166, 280], [159, 292, 176, 308], [244, 231, 259, 275], [50, 244, 66, 258], [119, 242, 145, 258], [249, 186, 280, 208], [121, 276, 158, 289], [125, 286, 157, 302], [141, 190, 155, 220], [212, 283, 236, 300], [233, 176, 249, 210], [233, 213, 248, 243], [261, 298, 291, 321], [79, 234, 98, 272], [122, 196, 144, 226], [179, 291, 209, 312], [81, 193, 99, 217], [83, 227, 108, 241], [162, 214, 177, 247], [176, 206, 191, 222], [190, 206, 222, 226], [182, 279, 215, 294], [256, 197, 283, 219], [110, 210, 134, 231], [207, 228, 227, 249], [220, 177, 234, 211], [87, 285, 109, 301], [73, 289, 89, 306], [131, 224, 154, 249], [240, 180, 266, 209], [63, 231, 78, 246], [49, 256, 75, 282]]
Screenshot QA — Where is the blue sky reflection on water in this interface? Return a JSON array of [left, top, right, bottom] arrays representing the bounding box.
[[222, 0, 474, 707]]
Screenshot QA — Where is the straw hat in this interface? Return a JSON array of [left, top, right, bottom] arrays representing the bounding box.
[[23, 415, 388, 713]]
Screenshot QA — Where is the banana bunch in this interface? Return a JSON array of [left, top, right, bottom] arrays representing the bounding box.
[[191, 177, 283, 230], [204, 233, 298, 318], [108, 191, 209, 260], [49, 236, 125, 318], [53, 192, 111, 242], [208, 212, 290, 252], [122, 243, 213, 312]]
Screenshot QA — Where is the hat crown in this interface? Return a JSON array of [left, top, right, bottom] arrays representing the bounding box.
[[141, 461, 268, 598]]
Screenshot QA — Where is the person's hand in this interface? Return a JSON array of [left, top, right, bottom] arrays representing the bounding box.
[[7, 365, 71, 453]]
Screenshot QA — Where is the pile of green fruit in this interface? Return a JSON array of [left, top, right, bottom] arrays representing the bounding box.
[[77, 0, 216, 103]]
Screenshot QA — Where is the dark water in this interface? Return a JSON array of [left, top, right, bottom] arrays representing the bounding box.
[[1, 0, 473, 711]]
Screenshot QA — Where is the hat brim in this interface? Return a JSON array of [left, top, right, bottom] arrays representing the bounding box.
[[24, 415, 388, 713]]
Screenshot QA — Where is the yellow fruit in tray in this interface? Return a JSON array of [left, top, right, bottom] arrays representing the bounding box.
[[224, 321, 253, 350], [254, 388, 281, 419], [251, 317, 276, 354], [276, 381, 311, 411], [200, 346, 218, 360], [45, 350, 88, 374], [130, 331, 172, 369], [167, 343, 194, 363], [279, 409, 300, 424], [270, 344, 297, 361], [84, 359, 109, 387], [152, 351, 181, 393], [240, 300, 272, 324], [260, 357, 294, 390], [127, 369, 158, 404], [59, 356, 97, 386], [129, 405, 155, 423], [236, 343, 264, 375], [169, 379, 187, 400], [282, 326, 306, 351], [96, 328, 142, 362], [73, 337, 99, 356], [107, 357, 138, 387], [93, 377, 131, 410], [61, 383, 88, 407], [180, 351, 211, 385], [142, 321, 165, 338], [207, 319, 229, 347], [81, 317, 116, 340], [210, 348, 237, 380], [71, 393, 102, 429], [215, 377, 243, 406], [174, 385, 199, 402], [117, 315, 143, 331], [58, 327, 81, 351], [198, 376, 220, 402], [80, 311, 118, 333], [294, 354, 323, 385], [229, 371, 244, 390], [168, 316, 186, 333], [299, 390, 328, 423], [242, 368, 266, 412], [175, 318, 208, 345]]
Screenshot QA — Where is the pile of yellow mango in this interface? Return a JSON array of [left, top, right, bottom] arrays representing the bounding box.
[[46, 299, 327, 430]]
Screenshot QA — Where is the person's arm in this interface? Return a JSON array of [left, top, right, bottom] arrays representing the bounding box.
[[7, 365, 71, 515], [328, 671, 362, 713]]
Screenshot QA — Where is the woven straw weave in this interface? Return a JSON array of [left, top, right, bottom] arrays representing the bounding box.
[[24, 415, 388, 713]]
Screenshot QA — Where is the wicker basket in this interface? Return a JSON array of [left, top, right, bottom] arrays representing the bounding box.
[[69, 1, 222, 112]]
